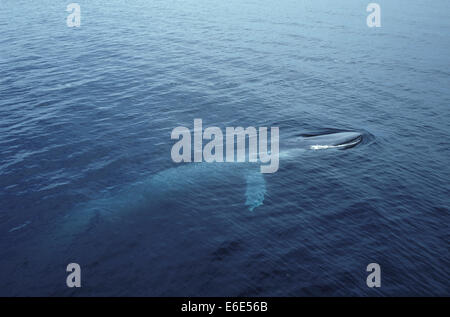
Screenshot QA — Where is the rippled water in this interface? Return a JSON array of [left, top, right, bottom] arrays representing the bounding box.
[[0, 0, 449, 296]]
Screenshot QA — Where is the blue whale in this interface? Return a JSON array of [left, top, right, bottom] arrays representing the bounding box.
[[34, 131, 365, 241]]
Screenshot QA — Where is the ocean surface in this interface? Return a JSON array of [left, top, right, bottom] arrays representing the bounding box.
[[0, 0, 449, 296]]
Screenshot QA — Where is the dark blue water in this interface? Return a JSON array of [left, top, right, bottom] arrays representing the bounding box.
[[0, 0, 449, 296]]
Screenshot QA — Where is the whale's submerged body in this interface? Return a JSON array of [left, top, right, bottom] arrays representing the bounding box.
[[51, 131, 364, 240]]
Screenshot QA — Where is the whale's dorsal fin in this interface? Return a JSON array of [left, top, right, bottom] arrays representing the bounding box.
[[245, 170, 266, 211]]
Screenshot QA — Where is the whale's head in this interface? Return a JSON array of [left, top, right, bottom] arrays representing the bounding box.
[[300, 131, 363, 150], [279, 130, 365, 159]]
